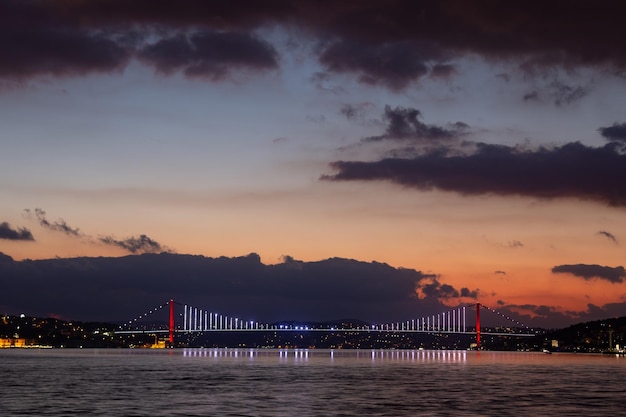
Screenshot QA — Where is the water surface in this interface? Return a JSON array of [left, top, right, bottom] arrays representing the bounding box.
[[2, 349, 624, 416]]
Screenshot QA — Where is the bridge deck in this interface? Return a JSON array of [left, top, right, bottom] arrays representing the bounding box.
[[115, 329, 536, 337]]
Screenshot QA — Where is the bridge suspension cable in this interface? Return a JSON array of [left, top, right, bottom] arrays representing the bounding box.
[[118, 300, 534, 343], [371, 306, 467, 333]]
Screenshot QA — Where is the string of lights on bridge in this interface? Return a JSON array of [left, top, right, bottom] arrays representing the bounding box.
[[119, 302, 171, 331], [480, 304, 530, 329], [118, 301, 533, 336]]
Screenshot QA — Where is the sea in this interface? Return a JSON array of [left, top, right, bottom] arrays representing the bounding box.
[[1, 348, 624, 417]]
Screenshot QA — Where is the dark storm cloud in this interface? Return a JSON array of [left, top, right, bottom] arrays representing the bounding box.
[[459, 287, 479, 298], [0, 251, 13, 262], [27, 208, 81, 237], [364, 106, 468, 143], [0, 0, 130, 79], [0, 222, 34, 241], [0, 0, 278, 82], [139, 30, 278, 80], [46, 0, 293, 28], [99, 234, 168, 254], [552, 264, 626, 284], [309, 1, 626, 88], [0, 253, 457, 323], [417, 277, 478, 300], [318, 40, 447, 90], [5, 1, 626, 85], [323, 142, 626, 207], [597, 230, 618, 244], [0, 26, 130, 79], [311, 1, 626, 69], [598, 123, 626, 143]]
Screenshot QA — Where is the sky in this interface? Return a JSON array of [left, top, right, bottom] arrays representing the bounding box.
[[2, 0, 626, 327]]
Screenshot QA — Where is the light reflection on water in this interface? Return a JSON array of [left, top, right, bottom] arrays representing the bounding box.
[[2, 349, 625, 416], [180, 347, 470, 363]]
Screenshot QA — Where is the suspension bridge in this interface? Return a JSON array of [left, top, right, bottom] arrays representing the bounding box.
[[116, 300, 536, 348]]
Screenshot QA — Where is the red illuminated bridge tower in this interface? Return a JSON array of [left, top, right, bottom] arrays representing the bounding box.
[[476, 302, 481, 348], [169, 299, 175, 344]]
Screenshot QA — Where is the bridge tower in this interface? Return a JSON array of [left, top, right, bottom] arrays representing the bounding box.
[[169, 299, 175, 345], [476, 302, 481, 348]]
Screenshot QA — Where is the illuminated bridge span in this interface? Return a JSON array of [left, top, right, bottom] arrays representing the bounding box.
[[117, 300, 535, 347]]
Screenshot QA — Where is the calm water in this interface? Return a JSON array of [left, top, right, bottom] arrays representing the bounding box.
[[1, 349, 624, 416]]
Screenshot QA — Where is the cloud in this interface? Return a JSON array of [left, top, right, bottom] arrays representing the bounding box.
[[0, 27, 130, 80], [416, 277, 478, 300], [597, 230, 618, 245], [552, 264, 626, 284], [0, 251, 13, 262], [508, 240, 524, 248], [598, 123, 626, 143], [501, 303, 566, 323], [99, 234, 169, 254], [4, 1, 626, 86], [0, 221, 34, 241], [523, 91, 539, 102], [0, 2, 278, 83], [549, 80, 589, 107], [0, 253, 459, 323], [494, 271, 506, 275], [0, 0, 130, 79], [332, 1, 626, 68], [430, 63, 456, 79], [522, 81, 590, 107], [323, 142, 626, 207], [363, 105, 468, 143], [340, 102, 374, 121], [139, 30, 278, 80], [498, 301, 626, 328], [0, 250, 619, 328], [26, 208, 81, 237], [309, 2, 626, 89], [319, 39, 447, 90], [460, 287, 479, 298], [23, 208, 170, 255]]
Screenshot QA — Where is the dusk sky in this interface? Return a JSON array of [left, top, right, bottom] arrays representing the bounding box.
[[2, 0, 626, 327]]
